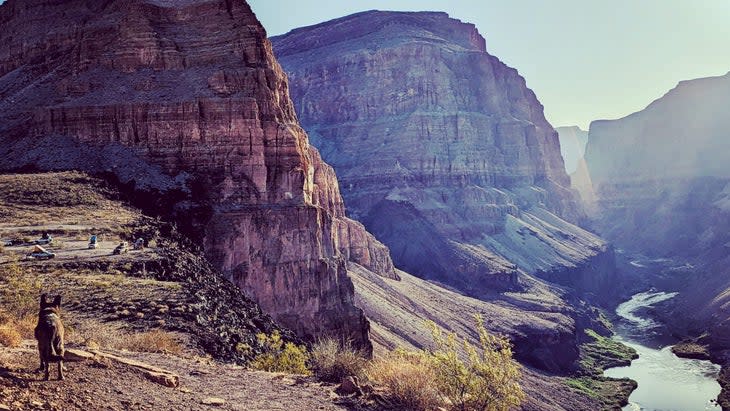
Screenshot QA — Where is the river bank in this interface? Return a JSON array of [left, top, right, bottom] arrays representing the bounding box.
[[603, 290, 721, 410]]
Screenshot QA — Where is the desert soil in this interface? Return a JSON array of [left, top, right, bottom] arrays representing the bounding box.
[[0, 340, 355, 411]]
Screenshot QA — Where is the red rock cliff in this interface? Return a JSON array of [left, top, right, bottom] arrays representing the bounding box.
[[0, 0, 395, 349]]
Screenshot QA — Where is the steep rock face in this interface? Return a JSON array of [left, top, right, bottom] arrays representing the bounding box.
[[0, 0, 395, 349], [555, 126, 588, 174], [582, 73, 730, 357], [271, 11, 611, 298], [584, 73, 730, 253]]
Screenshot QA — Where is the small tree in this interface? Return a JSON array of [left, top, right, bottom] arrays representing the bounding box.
[[427, 316, 525, 411]]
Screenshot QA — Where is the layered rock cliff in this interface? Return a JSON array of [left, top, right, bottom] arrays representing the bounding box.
[[0, 0, 396, 349], [271, 11, 612, 300], [582, 72, 730, 392]]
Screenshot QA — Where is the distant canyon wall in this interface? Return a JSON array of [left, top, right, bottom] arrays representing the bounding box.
[[581, 72, 730, 349], [272, 11, 614, 301]]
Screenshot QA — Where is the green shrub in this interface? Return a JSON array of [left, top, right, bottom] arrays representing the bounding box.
[[426, 316, 525, 411], [250, 331, 311, 375], [311, 337, 368, 382]]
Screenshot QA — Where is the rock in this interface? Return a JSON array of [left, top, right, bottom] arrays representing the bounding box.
[[336, 376, 363, 397], [145, 371, 179, 388], [64, 348, 96, 362], [0, 0, 390, 351], [272, 11, 613, 299], [555, 126, 589, 175], [201, 397, 225, 406]]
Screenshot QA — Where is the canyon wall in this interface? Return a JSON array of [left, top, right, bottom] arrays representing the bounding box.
[[555, 126, 588, 174], [271, 11, 613, 300], [0, 0, 397, 349], [582, 72, 730, 355]]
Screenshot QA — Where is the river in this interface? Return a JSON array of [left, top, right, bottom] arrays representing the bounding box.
[[603, 290, 721, 411]]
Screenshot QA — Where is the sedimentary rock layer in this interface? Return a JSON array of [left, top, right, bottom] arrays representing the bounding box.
[[272, 11, 610, 298], [0, 0, 396, 349]]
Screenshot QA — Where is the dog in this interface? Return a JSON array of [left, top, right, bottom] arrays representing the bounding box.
[[34, 294, 65, 381]]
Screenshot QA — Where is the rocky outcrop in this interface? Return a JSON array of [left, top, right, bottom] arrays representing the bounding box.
[[0, 0, 396, 349], [555, 126, 588, 174], [271, 11, 612, 298]]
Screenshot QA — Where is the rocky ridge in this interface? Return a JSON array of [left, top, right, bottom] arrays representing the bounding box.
[[0, 0, 397, 350]]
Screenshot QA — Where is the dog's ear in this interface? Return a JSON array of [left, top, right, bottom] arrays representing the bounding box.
[[52, 295, 61, 308], [40, 293, 48, 307]]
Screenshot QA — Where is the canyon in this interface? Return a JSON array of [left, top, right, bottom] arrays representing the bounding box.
[[555, 126, 588, 175], [581, 71, 730, 408], [271, 11, 616, 303], [0, 1, 653, 409], [0, 0, 400, 351]]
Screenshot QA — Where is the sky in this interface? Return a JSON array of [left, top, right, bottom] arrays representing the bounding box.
[[249, 0, 730, 129]]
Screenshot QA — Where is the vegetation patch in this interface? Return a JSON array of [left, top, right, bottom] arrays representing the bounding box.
[[566, 376, 637, 410], [367, 316, 524, 411], [248, 331, 311, 375], [579, 329, 638, 374], [565, 328, 639, 410], [0, 260, 41, 346], [310, 337, 368, 382]]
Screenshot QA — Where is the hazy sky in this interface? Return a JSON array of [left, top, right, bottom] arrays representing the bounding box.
[[249, 0, 730, 129]]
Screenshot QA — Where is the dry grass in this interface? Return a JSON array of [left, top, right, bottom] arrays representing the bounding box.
[[366, 350, 442, 411], [0, 171, 137, 227], [0, 324, 22, 347], [0, 260, 42, 346], [66, 319, 183, 355], [124, 329, 183, 355], [311, 338, 368, 383]]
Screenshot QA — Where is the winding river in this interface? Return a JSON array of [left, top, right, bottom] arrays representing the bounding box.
[[603, 290, 721, 411]]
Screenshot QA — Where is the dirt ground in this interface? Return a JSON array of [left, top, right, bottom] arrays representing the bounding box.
[[0, 341, 357, 411]]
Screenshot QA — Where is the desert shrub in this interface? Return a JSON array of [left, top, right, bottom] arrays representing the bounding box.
[[250, 331, 311, 375], [123, 329, 183, 355], [0, 324, 22, 347], [427, 316, 525, 411], [366, 317, 524, 411], [311, 337, 368, 382], [366, 349, 442, 411]]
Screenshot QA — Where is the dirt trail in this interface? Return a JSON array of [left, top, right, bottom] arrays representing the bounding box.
[[0, 341, 356, 411]]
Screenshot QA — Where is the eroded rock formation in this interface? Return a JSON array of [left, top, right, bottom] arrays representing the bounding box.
[[0, 0, 396, 349], [271, 11, 612, 300]]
